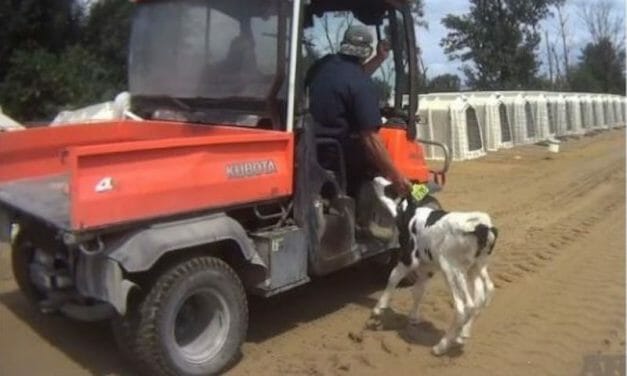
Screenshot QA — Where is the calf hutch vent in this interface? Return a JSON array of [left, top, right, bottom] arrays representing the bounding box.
[[417, 94, 486, 161]]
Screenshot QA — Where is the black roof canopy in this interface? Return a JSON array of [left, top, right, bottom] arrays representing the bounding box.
[[306, 0, 408, 26]]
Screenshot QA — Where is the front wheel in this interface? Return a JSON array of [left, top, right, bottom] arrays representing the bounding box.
[[116, 256, 248, 376]]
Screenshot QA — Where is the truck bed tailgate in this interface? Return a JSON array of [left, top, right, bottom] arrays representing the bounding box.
[[0, 174, 70, 229]]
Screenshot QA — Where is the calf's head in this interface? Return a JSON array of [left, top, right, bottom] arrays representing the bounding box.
[[372, 177, 408, 219]]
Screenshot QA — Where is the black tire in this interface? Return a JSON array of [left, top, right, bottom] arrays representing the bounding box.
[[10, 234, 43, 303], [119, 256, 248, 376]]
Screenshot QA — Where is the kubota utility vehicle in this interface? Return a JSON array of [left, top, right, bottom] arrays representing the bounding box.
[[0, 0, 449, 374]]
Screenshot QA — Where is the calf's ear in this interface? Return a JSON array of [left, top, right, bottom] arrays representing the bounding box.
[[372, 176, 399, 218]]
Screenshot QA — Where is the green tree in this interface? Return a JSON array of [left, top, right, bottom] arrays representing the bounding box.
[[441, 0, 561, 90], [0, 0, 132, 121], [373, 77, 392, 103], [80, 0, 133, 89], [1, 46, 115, 121], [0, 0, 81, 79], [570, 38, 625, 94], [426, 73, 461, 92]]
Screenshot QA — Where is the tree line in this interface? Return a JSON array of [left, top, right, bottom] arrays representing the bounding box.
[[0, 0, 132, 122], [0, 0, 624, 122], [440, 0, 625, 94]]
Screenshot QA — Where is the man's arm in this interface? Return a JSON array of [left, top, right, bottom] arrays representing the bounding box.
[[360, 129, 411, 196], [363, 40, 391, 76]]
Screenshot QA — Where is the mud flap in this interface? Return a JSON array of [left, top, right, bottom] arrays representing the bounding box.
[[75, 254, 136, 315]]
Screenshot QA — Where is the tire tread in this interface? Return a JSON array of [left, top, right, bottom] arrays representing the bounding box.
[[118, 256, 247, 376]]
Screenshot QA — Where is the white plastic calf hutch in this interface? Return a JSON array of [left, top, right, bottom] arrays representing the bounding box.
[[579, 95, 594, 131], [613, 95, 626, 126], [609, 96, 620, 127], [564, 94, 584, 135], [530, 93, 557, 139], [601, 95, 613, 127], [591, 95, 607, 129], [417, 94, 486, 161], [502, 93, 538, 145], [466, 92, 513, 151], [605, 95, 621, 128], [550, 94, 568, 137]]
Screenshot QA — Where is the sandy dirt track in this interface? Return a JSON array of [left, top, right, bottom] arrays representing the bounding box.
[[0, 129, 625, 376]]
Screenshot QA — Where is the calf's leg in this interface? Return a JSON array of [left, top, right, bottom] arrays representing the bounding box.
[[407, 266, 432, 325], [433, 260, 475, 355], [458, 268, 485, 342], [373, 262, 412, 316], [481, 266, 495, 306]]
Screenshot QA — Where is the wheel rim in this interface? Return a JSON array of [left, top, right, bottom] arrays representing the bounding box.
[[172, 288, 230, 364]]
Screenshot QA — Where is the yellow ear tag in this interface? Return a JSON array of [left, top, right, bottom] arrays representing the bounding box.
[[411, 183, 430, 202]]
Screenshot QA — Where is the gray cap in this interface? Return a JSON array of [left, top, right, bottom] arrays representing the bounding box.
[[339, 25, 374, 60]]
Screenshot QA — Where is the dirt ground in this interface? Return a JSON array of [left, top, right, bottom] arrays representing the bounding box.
[[0, 129, 625, 376]]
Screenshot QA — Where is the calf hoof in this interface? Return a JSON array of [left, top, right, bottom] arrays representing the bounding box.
[[372, 306, 385, 317], [365, 315, 384, 331], [454, 335, 467, 346], [459, 325, 472, 340], [431, 342, 449, 356]]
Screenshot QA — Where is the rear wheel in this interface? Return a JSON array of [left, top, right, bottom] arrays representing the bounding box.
[[10, 234, 43, 303], [114, 256, 248, 376]]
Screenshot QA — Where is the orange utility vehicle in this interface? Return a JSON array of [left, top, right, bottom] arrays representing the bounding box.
[[0, 0, 449, 374]]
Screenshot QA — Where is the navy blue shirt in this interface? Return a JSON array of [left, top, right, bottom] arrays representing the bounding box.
[[308, 54, 381, 136]]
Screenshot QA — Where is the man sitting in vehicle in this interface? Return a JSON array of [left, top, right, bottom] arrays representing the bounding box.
[[307, 24, 411, 197]]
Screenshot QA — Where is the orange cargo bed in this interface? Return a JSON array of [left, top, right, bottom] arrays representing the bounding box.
[[0, 121, 294, 231]]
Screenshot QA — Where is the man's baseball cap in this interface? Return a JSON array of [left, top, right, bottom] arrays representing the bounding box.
[[339, 25, 374, 60]]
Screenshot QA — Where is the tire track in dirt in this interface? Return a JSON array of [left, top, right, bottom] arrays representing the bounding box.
[[490, 178, 623, 288]]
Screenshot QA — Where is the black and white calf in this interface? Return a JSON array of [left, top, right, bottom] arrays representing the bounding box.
[[371, 177, 498, 356]]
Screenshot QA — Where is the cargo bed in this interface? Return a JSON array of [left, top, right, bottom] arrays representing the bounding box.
[[0, 120, 294, 232]]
